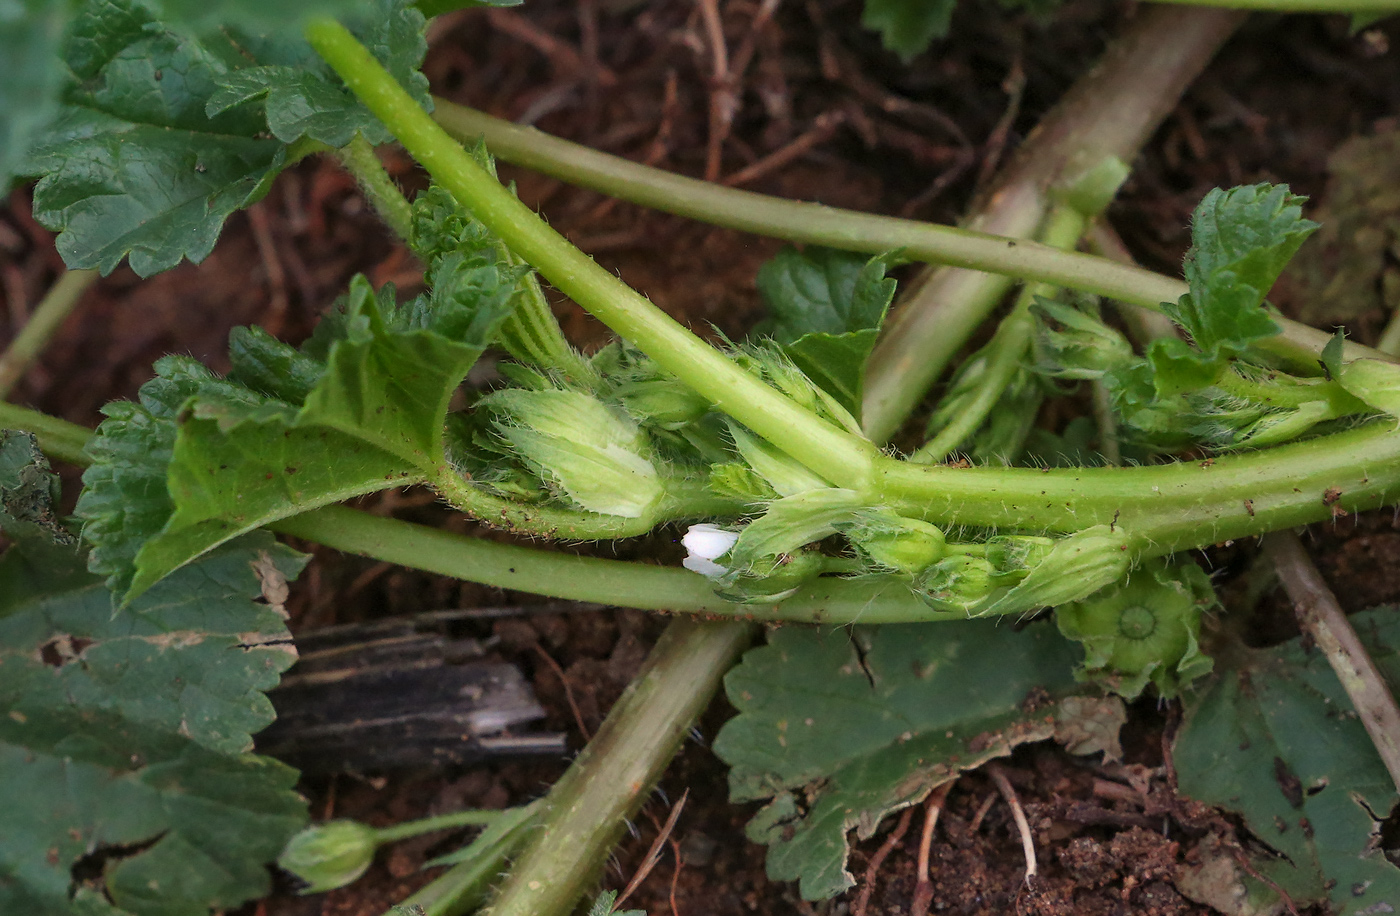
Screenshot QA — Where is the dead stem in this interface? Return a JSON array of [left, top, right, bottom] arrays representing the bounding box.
[[614, 789, 688, 911], [1263, 531, 1400, 792], [910, 781, 953, 916], [988, 763, 1037, 882], [852, 807, 914, 916]]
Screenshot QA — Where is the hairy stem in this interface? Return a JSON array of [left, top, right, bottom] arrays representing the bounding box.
[[0, 401, 92, 465], [0, 269, 99, 399], [308, 19, 879, 492], [481, 617, 754, 916], [1264, 531, 1400, 792], [335, 135, 414, 242], [862, 6, 1245, 442], [373, 809, 506, 844]]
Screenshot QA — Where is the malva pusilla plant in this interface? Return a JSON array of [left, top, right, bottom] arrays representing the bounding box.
[[6, 0, 1400, 914]]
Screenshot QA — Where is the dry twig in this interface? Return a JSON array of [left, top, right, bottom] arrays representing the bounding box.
[[851, 806, 913, 916], [613, 789, 689, 912], [910, 782, 954, 916], [987, 763, 1036, 882]]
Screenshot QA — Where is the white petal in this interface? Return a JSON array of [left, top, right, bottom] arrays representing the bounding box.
[[683, 555, 730, 579], [682, 524, 739, 561]]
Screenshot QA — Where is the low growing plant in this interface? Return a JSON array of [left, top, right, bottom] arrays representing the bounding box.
[[4, 1, 1400, 914]]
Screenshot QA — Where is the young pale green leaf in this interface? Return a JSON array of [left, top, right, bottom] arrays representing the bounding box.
[[1174, 607, 1400, 914], [0, 443, 308, 916], [1151, 185, 1318, 396], [756, 247, 896, 418], [81, 265, 513, 600], [715, 621, 1121, 900], [24, 0, 425, 277]]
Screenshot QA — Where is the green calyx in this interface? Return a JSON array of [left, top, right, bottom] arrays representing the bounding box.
[[1055, 556, 1216, 699], [278, 820, 379, 894]]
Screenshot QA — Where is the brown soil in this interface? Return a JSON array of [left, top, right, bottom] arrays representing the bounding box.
[[4, 2, 1400, 915]]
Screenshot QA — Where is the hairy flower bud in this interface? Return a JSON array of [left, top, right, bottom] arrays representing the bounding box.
[[916, 554, 1000, 613], [727, 422, 829, 497], [1340, 357, 1400, 421], [1031, 297, 1135, 381], [718, 549, 825, 604], [278, 820, 378, 894], [844, 512, 947, 577], [482, 388, 664, 517]]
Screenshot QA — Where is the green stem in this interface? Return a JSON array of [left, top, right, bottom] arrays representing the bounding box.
[[373, 809, 505, 844], [0, 401, 93, 465], [307, 19, 878, 493], [481, 618, 754, 916], [876, 420, 1400, 553], [912, 206, 1087, 464], [0, 269, 99, 399], [1213, 367, 1362, 412], [336, 135, 415, 242], [430, 99, 1183, 309], [388, 806, 540, 916], [1091, 380, 1120, 466], [269, 505, 982, 624]]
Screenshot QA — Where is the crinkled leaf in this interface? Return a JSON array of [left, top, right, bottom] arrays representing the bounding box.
[[205, 0, 429, 148], [1174, 607, 1400, 914], [0, 445, 308, 916], [1151, 185, 1317, 396], [80, 256, 514, 599], [715, 621, 1120, 900], [756, 247, 896, 417], [24, 0, 423, 277], [860, 0, 956, 59]]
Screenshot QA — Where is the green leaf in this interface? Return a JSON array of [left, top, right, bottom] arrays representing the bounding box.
[[23, 0, 425, 277], [756, 247, 896, 418], [1151, 184, 1318, 396], [414, 0, 521, 16], [0, 0, 68, 188], [80, 258, 514, 599], [0, 444, 308, 916], [860, 0, 955, 60], [1174, 607, 1400, 914], [715, 621, 1122, 900]]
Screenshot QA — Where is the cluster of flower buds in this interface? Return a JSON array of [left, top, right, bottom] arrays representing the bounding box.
[[1030, 297, 1135, 381]]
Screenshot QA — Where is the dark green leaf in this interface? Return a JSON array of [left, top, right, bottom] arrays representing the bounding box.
[[24, 0, 424, 277], [0, 444, 308, 916], [860, 0, 955, 60], [756, 247, 896, 417], [414, 0, 521, 16], [715, 621, 1121, 899], [80, 253, 514, 599], [1174, 608, 1400, 913]]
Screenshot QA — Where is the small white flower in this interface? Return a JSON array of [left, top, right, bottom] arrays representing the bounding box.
[[682, 524, 739, 579]]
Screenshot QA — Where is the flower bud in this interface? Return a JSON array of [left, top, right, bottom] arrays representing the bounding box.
[[976, 525, 1131, 617], [916, 555, 1001, 613], [728, 488, 862, 568], [278, 820, 378, 894], [614, 377, 711, 429], [844, 512, 946, 576], [1234, 399, 1332, 447], [718, 549, 825, 604], [734, 344, 862, 436], [482, 388, 663, 517], [982, 535, 1056, 576], [1056, 557, 1215, 698]]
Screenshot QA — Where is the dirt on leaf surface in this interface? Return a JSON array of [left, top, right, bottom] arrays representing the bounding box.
[[4, 1, 1400, 915]]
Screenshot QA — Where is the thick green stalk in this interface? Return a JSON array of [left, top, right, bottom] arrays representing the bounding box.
[[306, 19, 878, 493], [877, 420, 1400, 553], [0, 269, 99, 399], [335, 135, 415, 241], [912, 206, 1087, 463], [862, 6, 1244, 442], [481, 617, 754, 916]]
